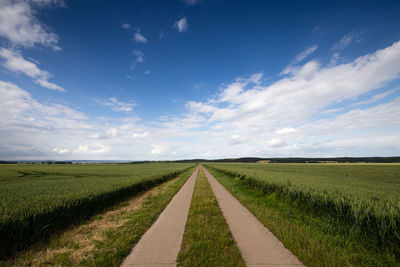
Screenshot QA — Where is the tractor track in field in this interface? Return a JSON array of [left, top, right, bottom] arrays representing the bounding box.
[[121, 165, 303, 266]]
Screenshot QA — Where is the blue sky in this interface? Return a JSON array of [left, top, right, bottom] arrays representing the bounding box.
[[0, 0, 400, 160]]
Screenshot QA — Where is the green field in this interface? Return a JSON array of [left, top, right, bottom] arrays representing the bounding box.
[[204, 163, 400, 266], [204, 163, 400, 244], [0, 163, 194, 258]]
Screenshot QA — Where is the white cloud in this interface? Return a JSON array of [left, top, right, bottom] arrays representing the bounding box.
[[29, 0, 66, 7], [73, 143, 109, 154], [134, 28, 147, 43], [281, 45, 318, 75], [131, 50, 145, 69], [181, 0, 200, 6], [275, 127, 298, 135], [151, 145, 162, 155], [183, 40, 400, 156], [96, 97, 136, 113], [35, 79, 64, 91], [133, 50, 144, 63], [269, 138, 287, 147], [229, 134, 247, 145], [1, 41, 400, 160], [90, 128, 118, 139], [294, 45, 318, 64], [0, 48, 65, 91], [132, 131, 149, 139], [174, 17, 188, 33], [332, 30, 362, 51], [53, 147, 69, 154], [321, 107, 343, 114], [121, 23, 131, 29], [0, 0, 62, 50]]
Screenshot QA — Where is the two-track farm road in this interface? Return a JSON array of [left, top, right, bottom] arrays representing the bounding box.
[[203, 166, 304, 267], [121, 167, 199, 266], [121, 165, 304, 266]]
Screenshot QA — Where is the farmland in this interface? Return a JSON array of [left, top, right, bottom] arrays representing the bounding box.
[[204, 163, 400, 266], [0, 163, 194, 258]]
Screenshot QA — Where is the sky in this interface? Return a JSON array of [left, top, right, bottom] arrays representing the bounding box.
[[0, 0, 400, 160]]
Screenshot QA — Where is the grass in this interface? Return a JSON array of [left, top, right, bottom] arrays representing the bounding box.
[[1, 166, 196, 266], [0, 163, 194, 258], [177, 167, 245, 267], [204, 164, 400, 266]]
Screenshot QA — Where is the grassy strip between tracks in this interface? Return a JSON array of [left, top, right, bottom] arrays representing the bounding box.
[[177, 167, 245, 267], [1, 167, 195, 267], [204, 165, 399, 267]]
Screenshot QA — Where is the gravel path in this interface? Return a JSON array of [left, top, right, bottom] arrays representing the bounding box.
[[121, 167, 199, 267], [203, 166, 304, 267]]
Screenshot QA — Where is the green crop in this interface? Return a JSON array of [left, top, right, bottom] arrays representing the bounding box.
[[204, 163, 400, 248], [0, 163, 194, 258]]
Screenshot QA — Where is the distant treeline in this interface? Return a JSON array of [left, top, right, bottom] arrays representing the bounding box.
[[173, 157, 400, 163], [1, 157, 400, 164], [200, 157, 400, 163]]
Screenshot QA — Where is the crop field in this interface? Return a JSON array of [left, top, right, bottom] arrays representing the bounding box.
[[204, 163, 400, 247], [0, 163, 194, 258]]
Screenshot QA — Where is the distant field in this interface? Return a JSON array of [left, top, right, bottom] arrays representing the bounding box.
[[204, 163, 400, 244], [0, 163, 194, 258]]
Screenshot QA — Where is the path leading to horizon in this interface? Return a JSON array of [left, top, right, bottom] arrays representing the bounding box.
[[203, 166, 304, 266], [121, 165, 304, 266], [121, 167, 199, 266]]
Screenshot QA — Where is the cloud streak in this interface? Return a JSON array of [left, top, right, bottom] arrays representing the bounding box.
[[0, 0, 62, 50], [332, 30, 362, 51], [281, 45, 318, 75], [0, 48, 65, 91], [95, 97, 136, 113]]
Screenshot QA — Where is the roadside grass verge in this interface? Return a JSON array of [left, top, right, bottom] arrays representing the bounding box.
[[1, 167, 195, 267], [177, 167, 245, 267], [204, 166, 399, 267]]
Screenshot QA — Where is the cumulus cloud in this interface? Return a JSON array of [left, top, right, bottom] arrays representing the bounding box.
[[96, 97, 136, 113], [0, 48, 65, 91], [1, 41, 400, 160], [0, 0, 62, 50], [174, 17, 188, 33]]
